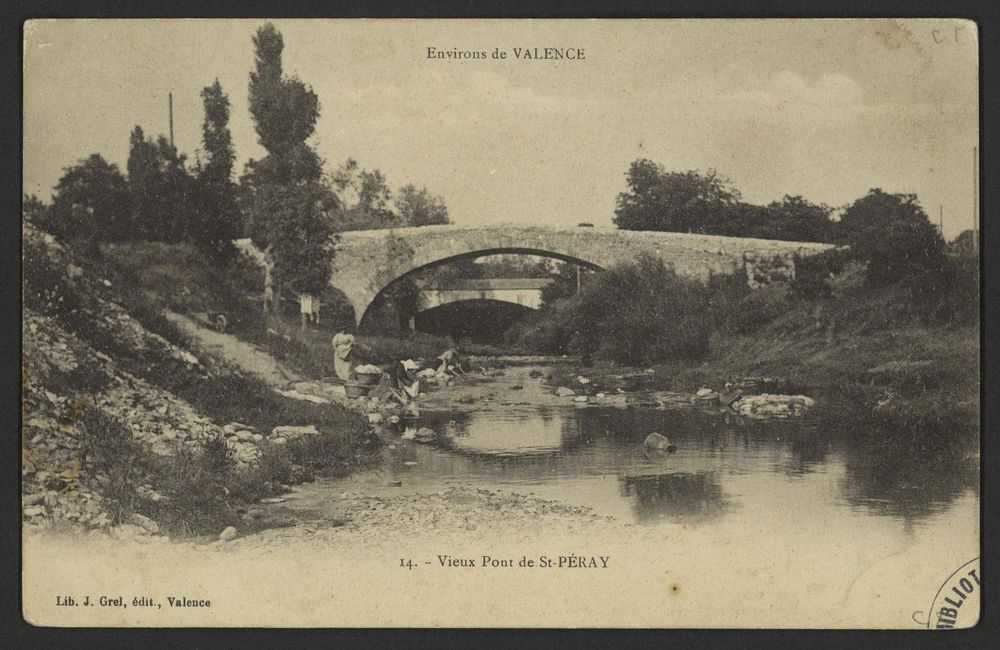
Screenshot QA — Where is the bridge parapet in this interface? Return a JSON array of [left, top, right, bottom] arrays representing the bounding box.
[[329, 224, 836, 324]]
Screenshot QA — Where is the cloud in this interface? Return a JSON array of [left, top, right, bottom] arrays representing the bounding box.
[[729, 70, 865, 109]]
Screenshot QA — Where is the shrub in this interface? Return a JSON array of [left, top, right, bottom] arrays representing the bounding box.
[[791, 248, 849, 300], [79, 407, 147, 524], [23, 236, 83, 319], [150, 447, 237, 536], [514, 255, 714, 365]]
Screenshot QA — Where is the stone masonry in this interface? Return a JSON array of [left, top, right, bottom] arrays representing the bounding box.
[[329, 225, 837, 324]]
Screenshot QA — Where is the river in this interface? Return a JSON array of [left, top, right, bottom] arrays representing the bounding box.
[[283, 362, 979, 548]]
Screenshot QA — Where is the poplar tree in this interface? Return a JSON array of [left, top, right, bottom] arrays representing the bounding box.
[[244, 23, 335, 296]]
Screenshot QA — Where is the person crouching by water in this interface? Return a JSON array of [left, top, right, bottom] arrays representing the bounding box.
[[437, 348, 465, 376], [331, 331, 356, 382], [388, 359, 421, 405]]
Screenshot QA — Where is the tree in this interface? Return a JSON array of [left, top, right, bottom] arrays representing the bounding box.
[[613, 159, 740, 233], [838, 188, 946, 286], [126, 127, 198, 242], [723, 195, 833, 242], [329, 159, 401, 231], [396, 184, 450, 226], [49, 154, 130, 246], [245, 23, 334, 297], [196, 80, 240, 261], [126, 126, 161, 239]]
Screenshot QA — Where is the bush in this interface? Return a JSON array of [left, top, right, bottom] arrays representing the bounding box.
[[23, 236, 83, 319], [791, 248, 849, 300], [79, 407, 147, 524], [838, 189, 946, 287], [514, 255, 713, 365]]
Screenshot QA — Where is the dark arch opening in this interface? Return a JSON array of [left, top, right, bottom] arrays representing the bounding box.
[[414, 299, 536, 343], [358, 247, 603, 330]]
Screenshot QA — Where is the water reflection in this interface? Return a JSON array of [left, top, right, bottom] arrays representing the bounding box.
[[401, 404, 977, 528], [620, 472, 728, 523], [838, 441, 978, 523]]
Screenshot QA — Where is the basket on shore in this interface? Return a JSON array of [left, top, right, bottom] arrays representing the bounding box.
[[344, 381, 371, 399], [355, 371, 381, 386]]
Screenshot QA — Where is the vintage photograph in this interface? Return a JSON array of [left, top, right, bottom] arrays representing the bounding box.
[[22, 19, 980, 627]]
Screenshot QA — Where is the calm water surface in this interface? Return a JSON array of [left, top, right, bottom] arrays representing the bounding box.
[[316, 400, 978, 533]]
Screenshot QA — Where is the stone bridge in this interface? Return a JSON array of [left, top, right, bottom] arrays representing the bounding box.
[[418, 278, 553, 312], [330, 224, 836, 325]]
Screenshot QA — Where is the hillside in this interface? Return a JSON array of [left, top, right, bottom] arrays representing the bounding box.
[[22, 223, 377, 541]]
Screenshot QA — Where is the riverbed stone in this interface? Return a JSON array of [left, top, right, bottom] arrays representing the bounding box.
[[271, 425, 319, 439]]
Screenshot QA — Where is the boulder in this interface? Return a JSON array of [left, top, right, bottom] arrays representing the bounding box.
[[555, 386, 576, 397], [219, 526, 238, 542], [271, 425, 319, 440], [643, 432, 676, 452], [731, 394, 814, 419], [130, 513, 159, 534], [695, 387, 714, 397], [573, 395, 589, 403], [414, 427, 437, 443], [235, 430, 255, 442]]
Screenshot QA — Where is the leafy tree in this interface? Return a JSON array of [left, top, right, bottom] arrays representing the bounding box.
[[126, 127, 199, 242], [49, 154, 130, 246], [126, 126, 161, 239], [396, 184, 450, 226], [614, 159, 740, 233], [244, 23, 334, 297], [195, 80, 240, 261], [22, 194, 53, 232], [723, 195, 833, 242], [950, 229, 979, 257], [838, 189, 946, 286], [329, 159, 401, 231]]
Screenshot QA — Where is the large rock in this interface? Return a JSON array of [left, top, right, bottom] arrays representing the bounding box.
[[643, 432, 675, 451], [219, 526, 238, 541], [732, 394, 815, 419], [414, 427, 437, 443], [271, 425, 319, 440], [555, 386, 576, 397]]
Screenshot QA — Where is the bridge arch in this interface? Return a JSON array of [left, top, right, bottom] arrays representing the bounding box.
[[412, 298, 539, 342], [358, 247, 600, 328], [330, 224, 837, 326]]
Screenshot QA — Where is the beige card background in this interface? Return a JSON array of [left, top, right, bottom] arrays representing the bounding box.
[[22, 18, 979, 628]]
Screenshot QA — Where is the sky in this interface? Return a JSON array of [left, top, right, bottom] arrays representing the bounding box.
[[23, 19, 979, 239]]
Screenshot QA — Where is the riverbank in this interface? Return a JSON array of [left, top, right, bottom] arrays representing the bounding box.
[[22, 224, 379, 541]]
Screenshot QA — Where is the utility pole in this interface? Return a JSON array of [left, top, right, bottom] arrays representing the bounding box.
[[939, 205, 944, 235], [168, 92, 174, 149]]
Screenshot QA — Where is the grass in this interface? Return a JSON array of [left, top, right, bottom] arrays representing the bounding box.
[[78, 404, 380, 538]]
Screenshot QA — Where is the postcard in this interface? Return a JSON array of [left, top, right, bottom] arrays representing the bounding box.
[[22, 18, 980, 628]]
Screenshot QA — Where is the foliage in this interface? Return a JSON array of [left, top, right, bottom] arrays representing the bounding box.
[[194, 80, 240, 262], [838, 188, 947, 286], [613, 158, 740, 234], [79, 407, 147, 525], [724, 196, 835, 242], [790, 248, 849, 300], [330, 157, 452, 231], [48, 154, 131, 246], [22, 232, 83, 319], [515, 255, 713, 365], [613, 159, 835, 243], [127, 128, 202, 243], [396, 184, 450, 226], [244, 22, 334, 295]]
